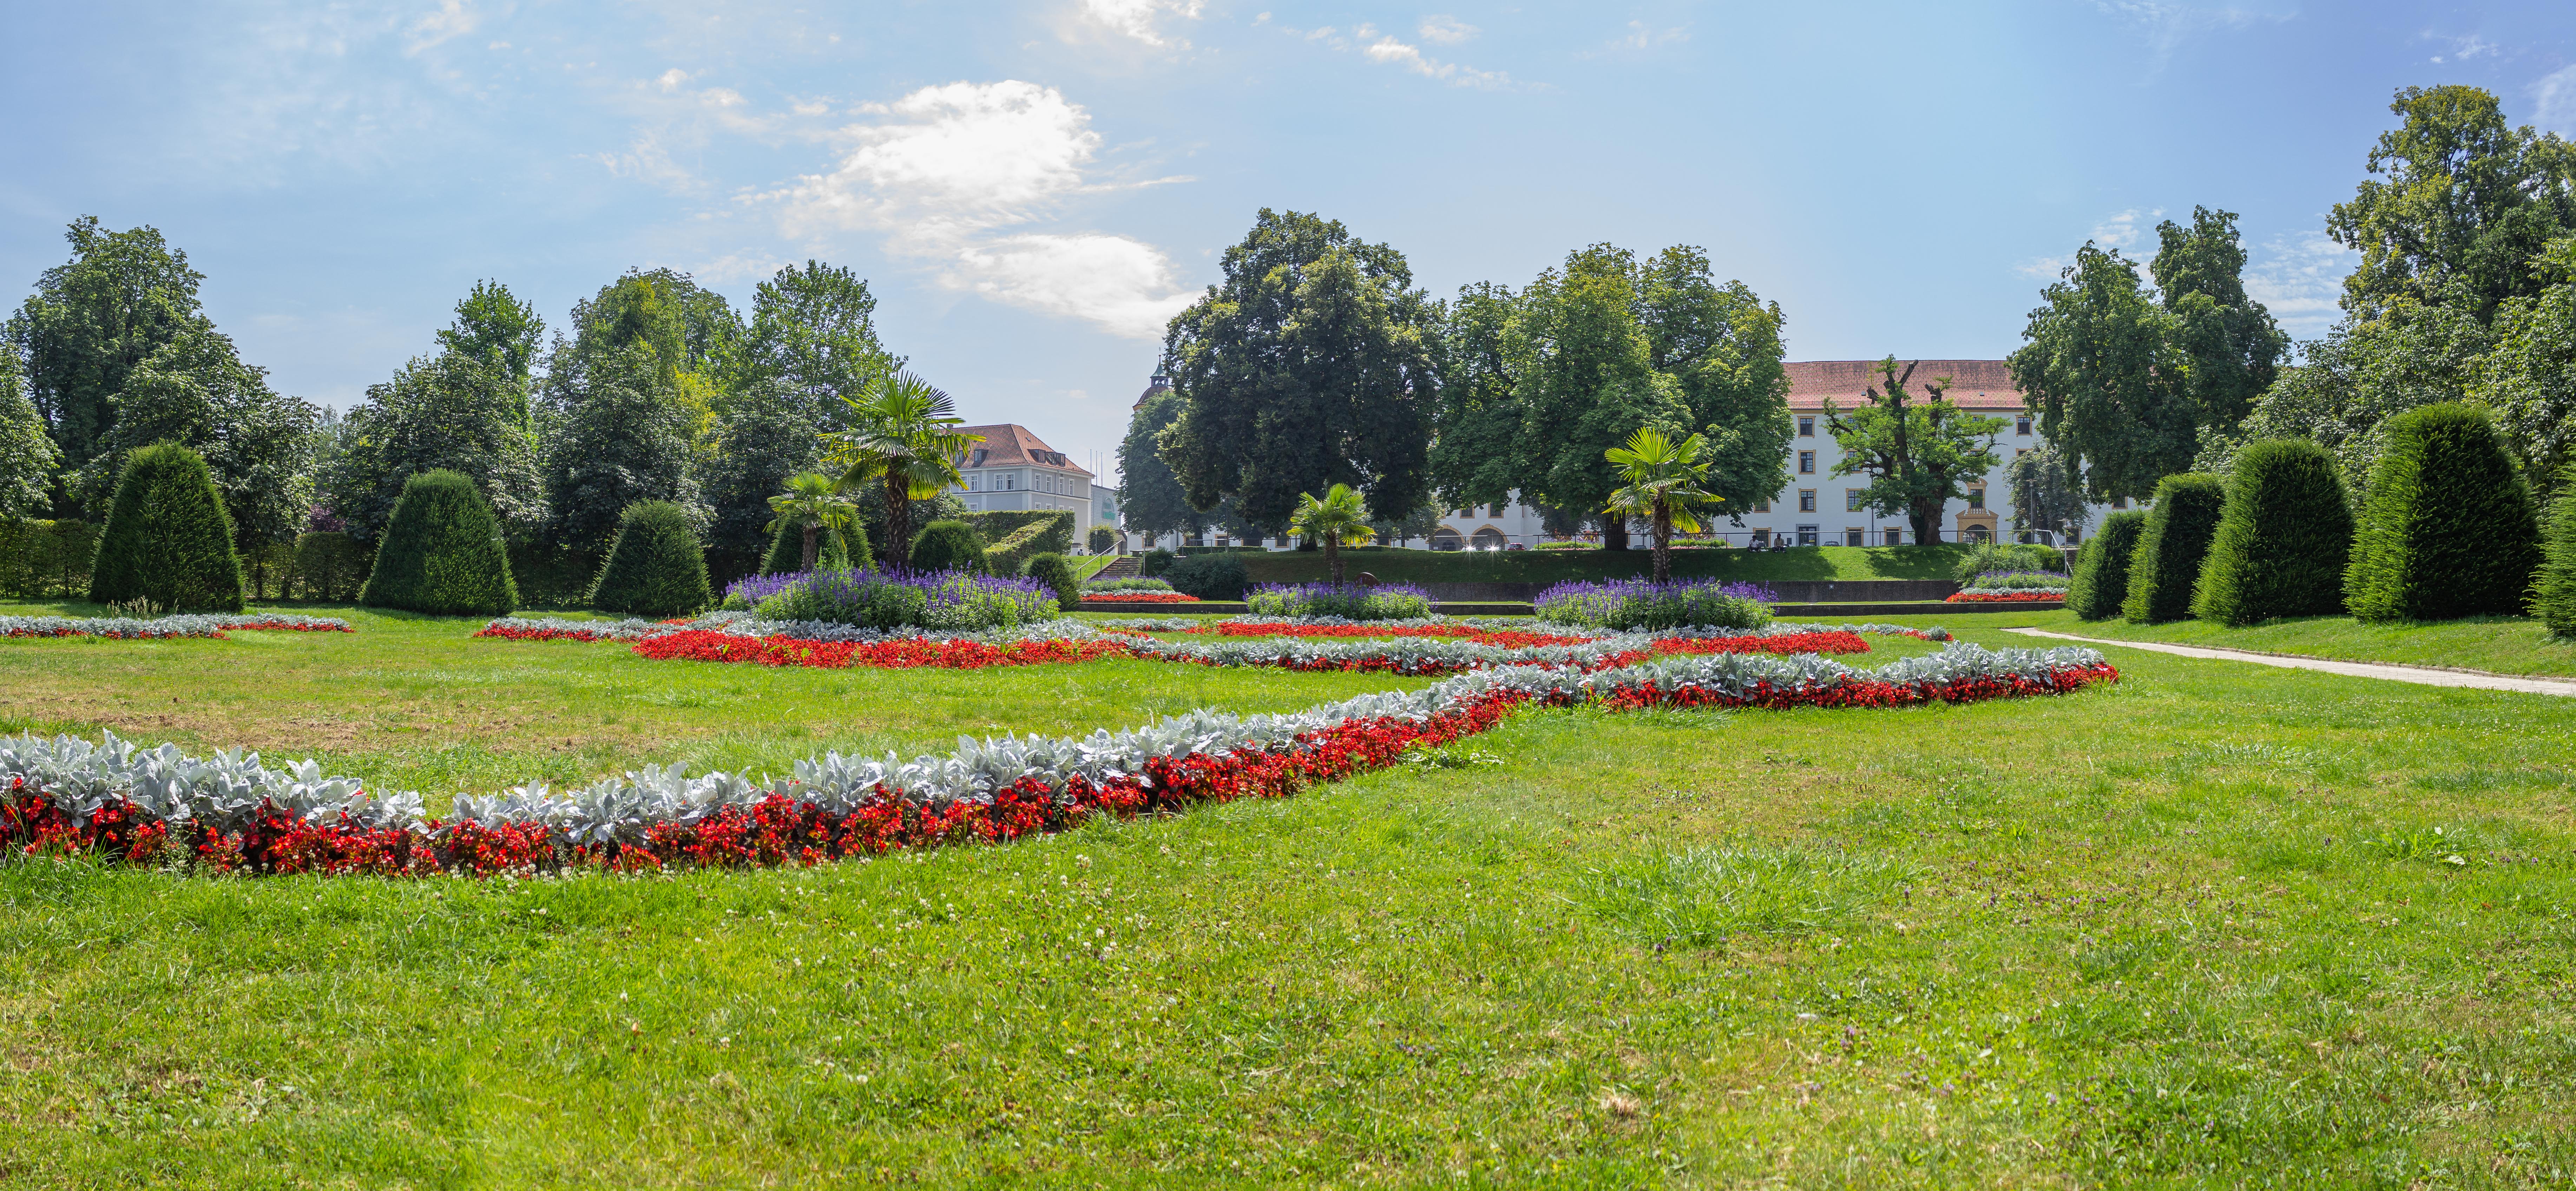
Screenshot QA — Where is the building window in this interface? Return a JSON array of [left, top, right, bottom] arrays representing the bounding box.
[[2111, 497, 2128, 510], [1798, 489, 1817, 512], [2015, 447, 2029, 458], [1967, 486, 1985, 510], [1883, 526, 1904, 546], [1795, 525, 1819, 546], [1845, 489, 1865, 512], [1753, 498, 1771, 513], [2016, 416, 2032, 436], [1797, 415, 1815, 437], [1845, 528, 1865, 547], [1797, 450, 1816, 474]]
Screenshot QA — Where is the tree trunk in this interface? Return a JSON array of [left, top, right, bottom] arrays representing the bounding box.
[[1603, 518, 1631, 551], [1651, 503, 1673, 583], [1911, 501, 1941, 549], [1326, 535, 1342, 584], [884, 473, 910, 569], [801, 522, 821, 571]]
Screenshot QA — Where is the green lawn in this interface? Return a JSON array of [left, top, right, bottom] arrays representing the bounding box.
[[1235, 543, 1976, 585], [5, 604, 2576, 1186], [2009, 607, 2576, 678]]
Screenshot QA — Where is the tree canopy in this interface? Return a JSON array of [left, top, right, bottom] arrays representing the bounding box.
[[2327, 85, 2576, 324], [324, 284, 546, 541], [6, 216, 209, 509], [1116, 386, 1198, 540], [1823, 358, 2005, 546]]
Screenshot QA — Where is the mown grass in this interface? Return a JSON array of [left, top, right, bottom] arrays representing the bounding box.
[[1237, 544, 1974, 585], [3, 605, 2575, 1186], [2008, 607, 2576, 678]]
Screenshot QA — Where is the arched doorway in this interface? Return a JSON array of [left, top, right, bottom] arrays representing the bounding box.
[[1471, 526, 1507, 551], [1430, 527, 1465, 551]]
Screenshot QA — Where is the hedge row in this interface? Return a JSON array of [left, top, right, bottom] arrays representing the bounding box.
[[981, 511, 1075, 576]]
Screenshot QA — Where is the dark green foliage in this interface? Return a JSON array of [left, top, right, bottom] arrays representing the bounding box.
[[540, 343, 702, 555], [0, 519, 96, 599], [1165, 552, 1249, 600], [2537, 466, 2576, 637], [2121, 473, 2227, 624], [907, 520, 987, 574], [2345, 403, 2543, 621], [87, 442, 245, 612], [1118, 387, 1197, 539], [358, 470, 518, 616], [1139, 549, 1178, 578], [290, 532, 371, 601], [2193, 440, 2355, 626], [322, 343, 541, 543], [589, 500, 712, 617], [505, 543, 592, 609], [8, 217, 205, 493], [1087, 525, 1117, 554], [702, 382, 827, 585], [2068, 511, 2148, 621], [1024, 552, 1080, 611], [982, 512, 1074, 577], [761, 518, 867, 575]]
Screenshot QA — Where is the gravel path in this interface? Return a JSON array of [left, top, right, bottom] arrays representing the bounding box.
[[2001, 627, 2576, 699]]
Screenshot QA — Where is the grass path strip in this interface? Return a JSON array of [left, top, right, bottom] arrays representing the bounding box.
[[2003, 626, 2576, 697]]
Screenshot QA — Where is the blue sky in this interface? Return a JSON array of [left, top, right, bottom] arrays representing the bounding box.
[[6, 1, 2576, 479]]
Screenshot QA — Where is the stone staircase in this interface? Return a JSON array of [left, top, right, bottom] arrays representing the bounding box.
[[1092, 555, 1143, 580]]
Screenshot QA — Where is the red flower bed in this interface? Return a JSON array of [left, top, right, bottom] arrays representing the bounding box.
[[1081, 591, 1201, 603], [1651, 630, 1872, 656], [475, 623, 618, 642], [1194, 621, 1599, 647], [1945, 590, 2065, 603], [1576, 660, 2120, 712], [630, 629, 1138, 670]]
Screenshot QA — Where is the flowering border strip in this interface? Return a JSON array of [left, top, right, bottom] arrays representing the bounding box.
[[2, 613, 355, 640], [1078, 591, 1202, 604], [2, 644, 2115, 877], [1946, 590, 2068, 603]]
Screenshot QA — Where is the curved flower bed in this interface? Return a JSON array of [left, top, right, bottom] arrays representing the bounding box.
[[1946, 590, 2066, 603], [634, 630, 1136, 670], [2, 613, 354, 640], [2, 644, 2114, 877], [1194, 621, 1604, 647]]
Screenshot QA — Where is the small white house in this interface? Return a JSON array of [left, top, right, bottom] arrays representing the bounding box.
[[953, 424, 1104, 545]]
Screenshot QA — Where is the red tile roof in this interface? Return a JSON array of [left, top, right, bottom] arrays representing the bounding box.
[[957, 424, 1095, 477], [1783, 360, 2025, 410]]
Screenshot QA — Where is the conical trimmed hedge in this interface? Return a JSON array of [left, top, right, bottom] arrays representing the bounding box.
[[908, 519, 986, 574], [590, 500, 711, 617], [2121, 473, 2227, 624], [2067, 510, 2147, 622], [1025, 551, 1080, 611], [87, 442, 245, 613], [761, 518, 869, 575], [2345, 403, 2542, 622], [2537, 466, 2576, 638], [358, 470, 518, 616], [2193, 439, 2354, 626]]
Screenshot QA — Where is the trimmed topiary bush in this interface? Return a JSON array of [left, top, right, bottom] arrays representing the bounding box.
[[1024, 551, 1080, 611], [2066, 511, 2147, 621], [358, 470, 518, 616], [2537, 465, 2576, 638], [87, 443, 246, 613], [2121, 473, 2227, 624], [2192, 440, 2355, 627], [1087, 525, 1117, 554], [1164, 551, 1249, 600], [983, 511, 1075, 577], [590, 500, 712, 617], [761, 518, 867, 575], [908, 519, 987, 574], [2345, 403, 2544, 622]]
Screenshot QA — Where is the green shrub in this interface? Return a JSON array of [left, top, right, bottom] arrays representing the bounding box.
[[908, 519, 988, 574], [1024, 551, 1081, 611], [2067, 511, 2147, 621], [761, 518, 868, 574], [290, 531, 372, 601], [2121, 473, 2227, 624], [1087, 525, 1117, 554], [2345, 403, 2544, 622], [2192, 439, 2355, 627], [357, 470, 519, 616], [1952, 540, 2063, 581], [87, 443, 246, 613], [1165, 552, 1249, 600], [1, 519, 100, 599], [2537, 466, 2576, 638], [1139, 549, 1178, 577], [589, 500, 712, 617], [982, 511, 1074, 576]]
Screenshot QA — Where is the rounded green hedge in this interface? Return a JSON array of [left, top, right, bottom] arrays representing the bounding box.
[[2192, 439, 2354, 627], [2536, 465, 2576, 638], [1024, 551, 1080, 611], [908, 519, 986, 574], [87, 442, 246, 613], [2067, 510, 2147, 622], [590, 500, 712, 617], [1086, 525, 1117, 554], [359, 470, 518, 616], [761, 518, 868, 575], [2345, 403, 2542, 622], [2121, 473, 2227, 624]]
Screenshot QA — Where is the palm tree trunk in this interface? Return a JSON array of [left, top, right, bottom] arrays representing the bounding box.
[[801, 523, 821, 571], [1326, 534, 1342, 584], [1652, 502, 1673, 583], [885, 473, 910, 569]]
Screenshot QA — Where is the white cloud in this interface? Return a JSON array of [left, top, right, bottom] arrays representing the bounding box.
[[1286, 22, 1511, 88], [1604, 20, 1688, 51], [2015, 208, 2164, 277], [688, 252, 790, 284], [1077, 0, 1205, 47], [1418, 15, 1476, 44], [406, 0, 480, 55], [771, 80, 1194, 339], [2424, 32, 2498, 64], [2535, 64, 2576, 135]]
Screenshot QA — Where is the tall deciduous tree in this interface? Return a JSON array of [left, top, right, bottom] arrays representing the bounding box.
[[2154, 207, 2289, 431], [1117, 386, 1198, 541], [0, 356, 58, 518], [324, 284, 546, 541], [2005, 440, 2090, 543], [701, 379, 827, 580], [1635, 247, 1795, 518], [2471, 237, 2576, 498], [2328, 85, 2576, 325], [738, 261, 899, 422], [2206, 302, 2493, 496], [1823, 358, 2006, 547], [6, 216, 208, 511], [74, 322, 318, 556], [2009, 245, 2190, 502], [1159, 209, 1439, 529], [542, 344, 704, 554], [438, 279, 545, 383]]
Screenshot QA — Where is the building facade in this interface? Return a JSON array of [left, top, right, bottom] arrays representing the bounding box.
[[952, 424, 1105, 546]]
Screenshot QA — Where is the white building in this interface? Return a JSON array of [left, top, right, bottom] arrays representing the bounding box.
[[952, 424, 1108, 547]]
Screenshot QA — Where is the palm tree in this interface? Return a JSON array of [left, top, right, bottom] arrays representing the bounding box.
[[1287, 483, 1378, 583], [1604, 427, 1722, 583], [765, 472, 860, 572], [830, 370, 982, 570]]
